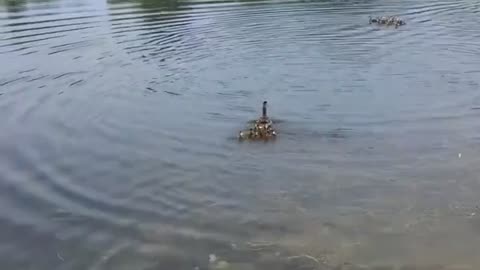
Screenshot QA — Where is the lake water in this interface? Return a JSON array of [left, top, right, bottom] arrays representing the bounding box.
[[1, 0, 480, 269]]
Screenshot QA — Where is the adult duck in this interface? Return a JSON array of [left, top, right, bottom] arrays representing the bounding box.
[[239, 101, 277, 141]]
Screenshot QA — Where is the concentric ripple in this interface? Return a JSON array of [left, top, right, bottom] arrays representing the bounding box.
[[1, 0, 480, 269]]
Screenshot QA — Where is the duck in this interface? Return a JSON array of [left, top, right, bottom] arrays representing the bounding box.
[[255, 101, 273, 125], [238, 101, 277, 141]]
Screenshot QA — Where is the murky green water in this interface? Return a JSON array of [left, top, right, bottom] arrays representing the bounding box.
[[1, 0, 480, 269]]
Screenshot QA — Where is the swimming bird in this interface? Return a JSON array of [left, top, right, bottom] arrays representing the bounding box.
[[238, 101, 277, 141], [394, 18, 406, 27]]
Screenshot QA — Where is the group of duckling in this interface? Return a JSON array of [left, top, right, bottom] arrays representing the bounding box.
[[238, 101, 277, 141], [369, 15, 406, 28]]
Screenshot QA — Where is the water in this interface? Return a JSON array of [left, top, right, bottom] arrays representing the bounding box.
[[1, 0, 480, 269]]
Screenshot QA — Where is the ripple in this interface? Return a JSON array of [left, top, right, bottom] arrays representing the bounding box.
[[407, 0, 474, 16], [2, 0, 480, 268], [0, 76, 30, 86]]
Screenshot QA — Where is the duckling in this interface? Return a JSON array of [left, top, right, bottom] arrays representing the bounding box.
[[379, 16, 388, 24], [266, 125, 277, 137], [369, 16, 383, 24], [238, 128, 254, 141], [387, 17, 395, 25], [395, 18, 406, 27]]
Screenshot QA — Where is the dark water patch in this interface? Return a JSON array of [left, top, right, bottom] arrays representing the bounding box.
[[3, 24, 100, 41], [109, 15, 194, 33], [0, 10, 101, 24], [2, 14, 102, 28]]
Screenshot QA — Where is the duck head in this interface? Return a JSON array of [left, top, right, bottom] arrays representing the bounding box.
[[262, 101, 267, 118]]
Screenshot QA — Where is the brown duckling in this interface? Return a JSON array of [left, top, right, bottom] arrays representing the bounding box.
[[238, 128, 255, 140]]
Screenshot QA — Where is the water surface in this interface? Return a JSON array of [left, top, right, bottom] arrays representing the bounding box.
[[1, 0, 480, 269]]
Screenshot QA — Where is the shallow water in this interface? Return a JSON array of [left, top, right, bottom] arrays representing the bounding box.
[[1, 0, 480, 269]]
